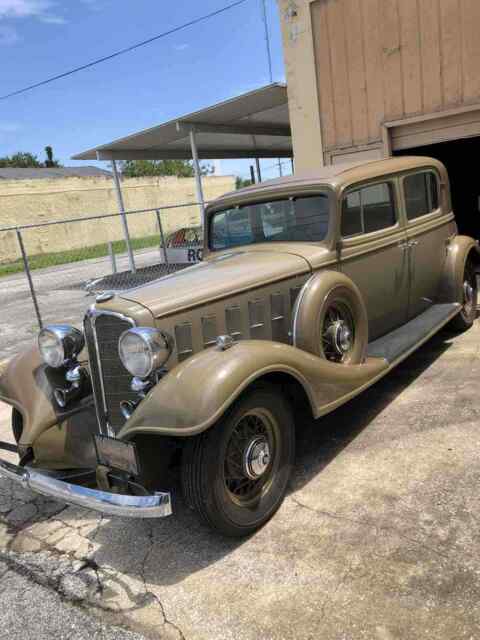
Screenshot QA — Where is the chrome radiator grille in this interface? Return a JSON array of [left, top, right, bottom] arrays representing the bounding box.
[[84, 311, 137, 433]]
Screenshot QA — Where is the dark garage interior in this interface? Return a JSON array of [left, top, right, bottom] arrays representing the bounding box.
[[396, 138, 480, 241]]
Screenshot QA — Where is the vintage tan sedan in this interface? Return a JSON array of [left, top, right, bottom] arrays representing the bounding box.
[[0, 156, 478, 536]]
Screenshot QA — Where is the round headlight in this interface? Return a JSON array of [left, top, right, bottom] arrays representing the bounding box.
[[118, 327, 172, 379], [38, 325, 85, 369]]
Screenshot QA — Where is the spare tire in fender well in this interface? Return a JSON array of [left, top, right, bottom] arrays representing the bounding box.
[[292, 270, 368, 364]]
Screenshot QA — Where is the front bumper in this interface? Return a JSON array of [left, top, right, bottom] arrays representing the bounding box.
[[0, 456, 172, 519]]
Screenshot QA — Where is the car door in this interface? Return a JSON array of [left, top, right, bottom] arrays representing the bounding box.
[[339, 179, 409, 341], [401, 169, 451, 320]]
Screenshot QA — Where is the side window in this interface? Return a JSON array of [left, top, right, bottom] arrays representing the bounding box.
[[342, 182, 396, 237], [362, 183, 396, 233], [404, 171, 439, 220], [342, 191, 362, 236]]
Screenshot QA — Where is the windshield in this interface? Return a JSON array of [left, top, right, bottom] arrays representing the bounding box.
[[209, 194, 330, 251]]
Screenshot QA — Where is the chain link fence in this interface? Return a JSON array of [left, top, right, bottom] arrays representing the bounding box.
[[0, 202, 204, 359]]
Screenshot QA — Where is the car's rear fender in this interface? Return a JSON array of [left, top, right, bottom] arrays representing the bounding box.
[[438, 235, 480, 303], [118, 340, 388, 440]]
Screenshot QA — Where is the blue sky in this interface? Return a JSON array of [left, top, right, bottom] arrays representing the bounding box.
[[0, 0, 288, 181]]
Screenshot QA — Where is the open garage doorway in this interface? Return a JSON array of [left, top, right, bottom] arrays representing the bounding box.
[[395, 138, 480, 241]]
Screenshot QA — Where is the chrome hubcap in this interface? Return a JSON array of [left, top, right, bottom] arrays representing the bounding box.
[[322, 304, 354, 362], [244, 437, 271, 479], [223, 409, 277, 504]]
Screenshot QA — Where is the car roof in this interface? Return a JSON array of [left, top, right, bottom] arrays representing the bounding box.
[[207, 156, 447, 211]]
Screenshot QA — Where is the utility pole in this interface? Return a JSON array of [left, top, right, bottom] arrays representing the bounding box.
[[261, 0, 273, 83]]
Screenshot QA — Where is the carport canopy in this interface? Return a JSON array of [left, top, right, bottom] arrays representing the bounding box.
[[71, 83, 291, 274], [72, 83, 291, 162]]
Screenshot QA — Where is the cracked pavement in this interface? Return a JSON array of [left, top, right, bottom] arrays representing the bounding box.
[[1, 320, 480, 638]]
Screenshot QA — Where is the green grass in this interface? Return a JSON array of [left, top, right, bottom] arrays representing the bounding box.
[[0, 234, 161, 278]]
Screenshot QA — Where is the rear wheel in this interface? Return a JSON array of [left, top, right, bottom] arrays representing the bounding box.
[[450, 259, 478, 332], [181, 385, 295, 537]]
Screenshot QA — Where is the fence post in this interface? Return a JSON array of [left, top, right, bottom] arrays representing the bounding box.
[[16, 228, 43, 330], [107, 242, 117, 273], [156, 210, 169, 266]]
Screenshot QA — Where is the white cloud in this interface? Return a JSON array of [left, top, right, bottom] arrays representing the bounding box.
[[174, 43, 189, 52], [0, 23, 18, 44], [0, 0, 66, 31], [0, 0, 53, 19]]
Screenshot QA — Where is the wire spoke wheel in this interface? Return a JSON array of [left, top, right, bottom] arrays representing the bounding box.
[[182, 385, 294, 536], [223, 409, 277, 506], [462, 264, 477, 319], [321, 301, 355, 363]]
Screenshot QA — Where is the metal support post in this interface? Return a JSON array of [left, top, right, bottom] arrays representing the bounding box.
[[277, 159, 283, 177], [189, 129, 205, 218], [291, 158, 294, 173], [250, 165, 256, 184], [255, 158, 262, 183], [156, 210, 169, 265], [111, 160, 136, 273], [16, 228, 42, 329], [107, 242, 117, 273]]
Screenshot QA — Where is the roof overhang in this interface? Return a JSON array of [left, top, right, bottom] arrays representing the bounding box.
[[72, 83, 292, 162]]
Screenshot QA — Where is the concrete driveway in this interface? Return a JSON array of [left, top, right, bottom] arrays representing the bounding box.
[[1, 321, 480, 639]]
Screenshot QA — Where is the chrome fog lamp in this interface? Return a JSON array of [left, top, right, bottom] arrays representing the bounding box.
[[38, 325, 85, 369], [118, 327, 172, 379]]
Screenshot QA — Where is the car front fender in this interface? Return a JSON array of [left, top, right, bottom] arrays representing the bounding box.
[[118, 340, 388, 439], [0, 346, 58, 446]]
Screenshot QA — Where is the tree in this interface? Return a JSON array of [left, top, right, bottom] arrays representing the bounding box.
[[0, 148, 62, 168], [44, 145, 61, 168], [121, 159, 213, 178], [0, 152, 42, 168], [236, 176, 253, 189]]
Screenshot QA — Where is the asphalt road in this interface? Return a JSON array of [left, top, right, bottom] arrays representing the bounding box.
[[0, 557, 148, 640], [1, 320, 480, 638], [0, 248, 169, 361]]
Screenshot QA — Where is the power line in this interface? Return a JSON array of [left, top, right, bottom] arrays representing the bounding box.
[[0, 0, 250, 102]]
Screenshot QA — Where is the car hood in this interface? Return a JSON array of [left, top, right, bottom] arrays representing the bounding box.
[[119, 248, 312, 319]]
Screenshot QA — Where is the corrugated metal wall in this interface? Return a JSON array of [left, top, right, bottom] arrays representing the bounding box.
[[310, 0, 480, 152]]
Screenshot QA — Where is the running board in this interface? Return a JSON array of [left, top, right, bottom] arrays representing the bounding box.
[[367, 303, 461, 364]]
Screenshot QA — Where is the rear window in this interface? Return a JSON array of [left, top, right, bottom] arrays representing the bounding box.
[[342, 182, 396, 237], [209, 194, 330, 251], [404, 171, 439, 220]]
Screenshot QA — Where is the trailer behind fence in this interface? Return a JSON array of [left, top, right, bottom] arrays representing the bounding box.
[[0, 202, 205, 344]]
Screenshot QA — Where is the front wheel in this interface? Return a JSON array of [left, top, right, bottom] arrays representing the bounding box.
[[181, 385, 295, 537], [450, 259, 478, 332]]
